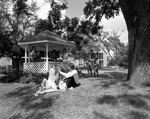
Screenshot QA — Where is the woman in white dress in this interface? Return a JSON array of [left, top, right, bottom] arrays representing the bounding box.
[[35, 65, 60, 96]]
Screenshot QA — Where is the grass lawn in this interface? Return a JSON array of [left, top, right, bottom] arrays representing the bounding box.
[[0, 69, 150, 119]]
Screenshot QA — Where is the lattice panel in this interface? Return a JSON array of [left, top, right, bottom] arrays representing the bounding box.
[[24, 62, 47, 73], [24, 62, 69, 73]]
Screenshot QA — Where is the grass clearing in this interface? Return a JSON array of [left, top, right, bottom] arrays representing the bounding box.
[[0, 69, 150, 119]]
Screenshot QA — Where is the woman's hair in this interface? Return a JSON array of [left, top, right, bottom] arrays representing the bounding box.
[[69, 63, 75, 70], [31, 46, 36, 52], [63, 48, 67, 53]]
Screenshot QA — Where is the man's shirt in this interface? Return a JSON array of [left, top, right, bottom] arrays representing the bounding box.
[[59, 69, 79, 84]]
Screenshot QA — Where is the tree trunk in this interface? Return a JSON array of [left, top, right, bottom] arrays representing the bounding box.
[[119, 0, 150, 87], [14, 56, 20, 71]]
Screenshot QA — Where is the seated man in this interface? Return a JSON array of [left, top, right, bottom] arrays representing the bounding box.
[[58, 63, 80, 90]]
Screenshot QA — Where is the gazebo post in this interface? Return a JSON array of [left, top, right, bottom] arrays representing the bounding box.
[[24, 45, 28, 63], [45, 42, 49, 72], [28, 45, 30, 62]]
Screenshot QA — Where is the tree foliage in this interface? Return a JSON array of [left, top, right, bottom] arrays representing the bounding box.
[[114, 43, 128, 68], [1, 0, 38, 40], [0, 0, 38, 69], [83, 0, 121, 61], [35, 0, 68, 34], [34, 1, 102, 54], [0, 31, 13, 58], [84, 0, 120, 24], [34, 0, 105, 59]]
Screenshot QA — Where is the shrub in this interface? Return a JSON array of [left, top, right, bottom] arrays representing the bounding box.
[[32, 73, 48, 84], [0, 70, 23, 83], [19, 73, 34, 84], [0, 66, 7, 74], [19, 72, 48, 84]]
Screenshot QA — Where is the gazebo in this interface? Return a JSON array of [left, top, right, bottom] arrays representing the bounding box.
[[18, 30, 75, 73]]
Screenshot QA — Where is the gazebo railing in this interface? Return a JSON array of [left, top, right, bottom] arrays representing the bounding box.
[[24, 61, 69, 73]]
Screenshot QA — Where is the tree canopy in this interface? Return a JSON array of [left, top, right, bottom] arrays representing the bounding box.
[[34, 1, 103, 57], [0, 0, 38, 69]]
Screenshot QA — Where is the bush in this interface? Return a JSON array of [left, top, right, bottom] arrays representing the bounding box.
[[0, 66, 7, 74], [0, 68, 48, 84], [19, 73, 34, 84], [32, 73, 48, 84], [0, 70, 23, 83], [19, 72, 48, 84], [108, 59, 116, 66]]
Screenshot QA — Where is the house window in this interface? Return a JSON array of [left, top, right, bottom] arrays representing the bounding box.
[[98, 53, 103, 59], [79, 59, 84, 67], [99, 60, 103, 67]]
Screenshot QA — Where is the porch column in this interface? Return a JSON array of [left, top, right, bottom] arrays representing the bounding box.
[[25, 46, 27, 63], [24, 45, 28, 63], [28, 45, 30, 62], [45, 42, 49, 72]]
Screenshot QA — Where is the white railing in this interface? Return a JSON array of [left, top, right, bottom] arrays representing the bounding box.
[[24, 61, 69, 73]]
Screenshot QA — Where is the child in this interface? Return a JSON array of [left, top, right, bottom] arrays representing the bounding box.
[[94, 58, 99, 77], [85, 59, 92, 76]]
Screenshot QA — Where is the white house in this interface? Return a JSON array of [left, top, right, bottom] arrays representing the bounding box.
[[76, 49, 108, 68], [0, 57, 12, 66]]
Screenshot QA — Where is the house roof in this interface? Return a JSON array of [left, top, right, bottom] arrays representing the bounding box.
[[18, 30, 75, 47]]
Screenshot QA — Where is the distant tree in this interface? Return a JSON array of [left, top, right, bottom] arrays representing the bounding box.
[[109, 43, 128, 68], [67, 16, 104, 60], [102, 30, 125, 70], [114, 43, 128, 68]]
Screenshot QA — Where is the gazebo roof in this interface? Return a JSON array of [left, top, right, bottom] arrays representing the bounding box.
[[18, 30, 75, 47]]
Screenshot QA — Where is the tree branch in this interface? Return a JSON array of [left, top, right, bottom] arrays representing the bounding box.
[[97, 0, 116, 22]]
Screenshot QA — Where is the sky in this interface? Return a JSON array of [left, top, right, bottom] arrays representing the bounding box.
[[33, 0, 128, 44]]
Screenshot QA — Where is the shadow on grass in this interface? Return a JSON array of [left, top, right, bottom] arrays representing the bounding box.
[[96, 94, 150, 111], [128, 110, 148, 119], [117, 94, 150, 110], [94, 80, 130, 89], [97, 74, 114, 79], [93, 72, 130, 89], [100, 80, 119, 88], [26, 111, 55, 119], [100, 81, 134, 90], [9, 113, 22, 119], [121, 83, 134, 90], [97, 72, 127, 80], [93, 111, 111, 119], [5, 85, 59, 119], [96, 95, 118, 106], [10, 111, 55, 119]]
